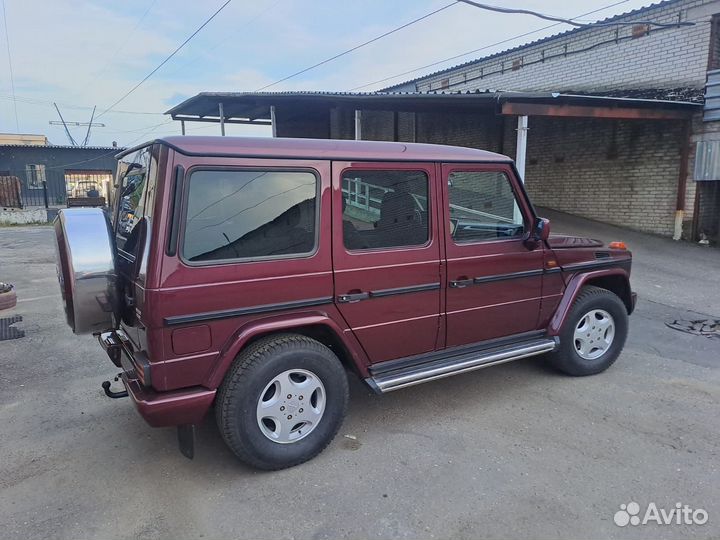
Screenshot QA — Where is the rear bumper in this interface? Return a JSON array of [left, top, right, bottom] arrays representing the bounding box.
[[121, 373, 216, 428], [99, 330, 215, 427]]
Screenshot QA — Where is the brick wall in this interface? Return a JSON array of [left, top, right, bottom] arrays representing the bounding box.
[[387, 0, 719, 94], [347, 109, 685, 236], [513, 116, 684, 236]]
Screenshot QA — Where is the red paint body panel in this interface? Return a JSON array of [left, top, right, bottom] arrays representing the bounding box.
[[548, 267, 632, 336], [441, 163, 544, 346], [331, 161, 442, 363]]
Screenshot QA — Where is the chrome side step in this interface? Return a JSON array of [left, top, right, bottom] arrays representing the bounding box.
[[367, 338, 557, 393]]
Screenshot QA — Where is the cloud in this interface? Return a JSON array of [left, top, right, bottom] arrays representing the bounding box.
[[0, 0, 652, 146]]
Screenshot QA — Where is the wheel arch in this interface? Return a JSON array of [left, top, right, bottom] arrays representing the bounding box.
[[549, 268, 633, 336], [204, 312, 369, 389]]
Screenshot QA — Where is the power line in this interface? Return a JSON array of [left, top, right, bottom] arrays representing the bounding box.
[[1, 0, 19, 131], [255, 1, 458, 91], [349, 0, 630, 91], [457, 0, 694, 28], [88, 0, 158, 86], [97, 0, 234, 119], [0, 93, 165, 115], [164, 0, 280, 78]]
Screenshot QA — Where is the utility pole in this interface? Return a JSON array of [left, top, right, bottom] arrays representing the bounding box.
[[49, 103, 105, 146]]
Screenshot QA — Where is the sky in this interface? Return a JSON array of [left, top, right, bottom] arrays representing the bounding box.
[[1, 0, 656, 147]]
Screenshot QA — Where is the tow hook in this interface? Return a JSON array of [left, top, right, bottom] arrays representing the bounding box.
[[101, 374, 129, 399]]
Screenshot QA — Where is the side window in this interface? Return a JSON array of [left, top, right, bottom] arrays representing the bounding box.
[[448, 171, 524, 243], [115, 146, 154, 251], [183, 169, 317, 263], [341, 169, 429, 250]]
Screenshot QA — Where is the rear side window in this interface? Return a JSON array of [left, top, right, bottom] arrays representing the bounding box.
[[182, 169, 318, 263], [341, 169, 429, 250]]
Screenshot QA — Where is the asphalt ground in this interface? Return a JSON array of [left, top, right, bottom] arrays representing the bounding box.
[[1, 215, 718, 540]]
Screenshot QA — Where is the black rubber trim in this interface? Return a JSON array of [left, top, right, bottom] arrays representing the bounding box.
[[369, 330, 547, 376], [561, 258, 631, 273], [166, 165, 184, 257], [164, 296, 333, 326], [544, 267, 562, 274], [370, 282, 440, 298], [474, 269, 544, 284]]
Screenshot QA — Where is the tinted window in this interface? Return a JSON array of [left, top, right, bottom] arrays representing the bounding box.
[[183, 169, 317, 262], [448, 171, 524, 243], [341, 170, 429, 250], [115, 146, 155, 251]]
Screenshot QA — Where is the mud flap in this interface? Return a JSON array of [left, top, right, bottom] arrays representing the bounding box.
[[177, 424, 196, 459]]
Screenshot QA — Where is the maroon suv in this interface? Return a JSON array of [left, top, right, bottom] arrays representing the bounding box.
[[54, 136, 635, 470]]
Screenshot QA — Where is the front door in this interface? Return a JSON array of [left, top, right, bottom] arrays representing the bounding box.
[[442, 163, 544, 348], [331, 161, 442, 363]]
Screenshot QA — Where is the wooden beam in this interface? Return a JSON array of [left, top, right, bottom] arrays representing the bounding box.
[[501, 102, 693, 120]]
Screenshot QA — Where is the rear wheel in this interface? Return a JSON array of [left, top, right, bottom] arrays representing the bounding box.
[[547, 285, 628, 376], [216, 334, 349, 470]]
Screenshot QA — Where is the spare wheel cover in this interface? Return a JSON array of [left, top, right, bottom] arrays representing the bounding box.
[[54, 208, 119, 334]]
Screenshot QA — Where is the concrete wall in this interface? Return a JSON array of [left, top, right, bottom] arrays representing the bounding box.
[[0, 208, 48, 225], [388, 0, 719, 93]]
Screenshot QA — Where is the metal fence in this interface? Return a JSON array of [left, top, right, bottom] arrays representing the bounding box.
[[0, 168, 112, 209]]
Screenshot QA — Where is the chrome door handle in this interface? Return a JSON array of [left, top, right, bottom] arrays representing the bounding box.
[[449, 279, 474, 288], [337, 292, 370, 303]]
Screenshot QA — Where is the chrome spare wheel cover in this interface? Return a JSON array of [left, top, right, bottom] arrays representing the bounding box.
[[256, 369, 326, 444], [54, 208, 118, 335], [573, 309, 615, 360]]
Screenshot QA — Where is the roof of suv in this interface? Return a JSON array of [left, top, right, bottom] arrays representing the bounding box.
[[151, 136, 512, 163]]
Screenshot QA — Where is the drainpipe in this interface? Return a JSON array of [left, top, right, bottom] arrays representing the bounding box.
[[180, 120, 186, 136], [355, 110, 362, 140], [673, 119, 691, 241]]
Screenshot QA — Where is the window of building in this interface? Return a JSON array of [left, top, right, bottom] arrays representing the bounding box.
[[631, 24, 650, 39], [183, 169, 318, 263], [25, 164, 46, 189], [447, 171, 524, 242], [341, 169, 429, 250], [440, 78, 450, 89]]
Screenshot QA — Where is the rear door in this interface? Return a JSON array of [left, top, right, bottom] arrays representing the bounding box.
[[441, 163, 544, 348], [331, 161, 442, 363]]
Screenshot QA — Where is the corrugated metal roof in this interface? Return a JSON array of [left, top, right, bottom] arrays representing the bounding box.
[[0, 144, 124, 150], [381, 0, 685, 90], [166, 89, 701, 121]]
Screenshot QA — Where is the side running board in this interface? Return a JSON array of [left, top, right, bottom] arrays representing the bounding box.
[[367, 338, 557, 393]]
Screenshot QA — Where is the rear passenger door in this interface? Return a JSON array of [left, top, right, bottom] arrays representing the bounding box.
[[331, 162, 442, 363], [442, 163, 544, 348]]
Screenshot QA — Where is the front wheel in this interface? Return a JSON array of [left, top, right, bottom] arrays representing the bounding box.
[[547, 285, 629, 376], [215, 334, 349, 470]]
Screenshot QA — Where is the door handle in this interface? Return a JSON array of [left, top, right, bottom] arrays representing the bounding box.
[[449, 278, 474, 289], [337, 291, 370, 303]]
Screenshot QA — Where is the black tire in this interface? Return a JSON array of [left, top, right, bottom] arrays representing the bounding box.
[[215, 333, 349, 470], [547, 285, 628, 376]]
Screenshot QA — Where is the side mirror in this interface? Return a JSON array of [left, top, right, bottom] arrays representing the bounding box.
[[524, 217, 550, 250]]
